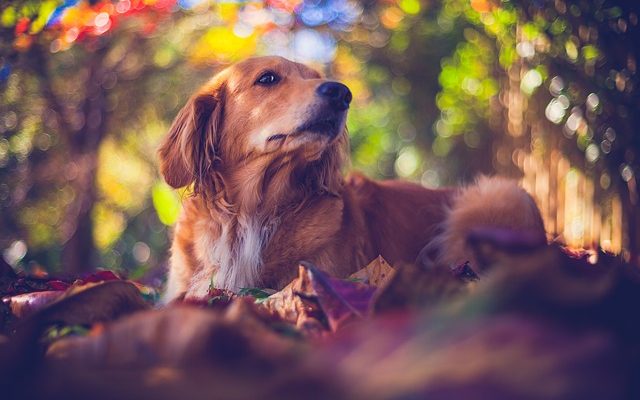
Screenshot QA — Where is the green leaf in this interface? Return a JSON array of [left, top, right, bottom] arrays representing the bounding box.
[[1, 6, 17, 28], [399, 0, 421, 15], [582, 45, 599, 61], [238, 287, 275, 300], [29, 0, 59, 34], [42, 324, 89, 344], [238, 287, 277, 304], [151, 182, 181, 226]]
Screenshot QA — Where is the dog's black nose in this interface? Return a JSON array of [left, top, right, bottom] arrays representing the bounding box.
[[316, 82, 352, 111]]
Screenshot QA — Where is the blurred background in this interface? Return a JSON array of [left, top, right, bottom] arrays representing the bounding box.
[[0, 0, 638, 281]]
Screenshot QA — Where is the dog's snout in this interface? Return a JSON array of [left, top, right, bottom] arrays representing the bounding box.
[[316, 82, 352, 111]]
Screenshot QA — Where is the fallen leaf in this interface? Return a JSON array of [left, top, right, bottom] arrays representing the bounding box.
[[349, 255, 396, 288], [6, 290, 65, 319], [0, 258, 18, 293], [42, 324, 90, 344], [46, 280, 72, 291], [47, 302, 300, 369], [1, 272, 72, 297], [303, 262, 375, 331], [261, 262, 377, 333], [15, 280, 150, 337], [261, 265, 325, 333], [237, 287, 276, 303]]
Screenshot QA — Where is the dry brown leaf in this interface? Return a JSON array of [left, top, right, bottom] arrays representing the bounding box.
[[3, 276, 152, 340], [350, 255, 396, 288], [260, 265, 326, 335], [15, 280, 150, 335], [260, 262, 378, 334]]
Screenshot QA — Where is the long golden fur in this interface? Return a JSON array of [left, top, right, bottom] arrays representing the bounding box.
[[159, 56, 546, 301]]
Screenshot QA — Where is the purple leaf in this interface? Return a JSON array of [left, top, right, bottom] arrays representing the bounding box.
[[300, 261, 376, 331]]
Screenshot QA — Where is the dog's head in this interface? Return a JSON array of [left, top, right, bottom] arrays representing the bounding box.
[[158, 56, 351, 202]]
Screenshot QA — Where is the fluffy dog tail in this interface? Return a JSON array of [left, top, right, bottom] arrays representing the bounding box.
[[430, 176, 546, 271]]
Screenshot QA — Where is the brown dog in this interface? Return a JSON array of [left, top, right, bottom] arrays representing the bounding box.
[[158, 56, 545, 301]]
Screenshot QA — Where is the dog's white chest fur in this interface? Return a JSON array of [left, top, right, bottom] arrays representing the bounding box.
[[187, 216, 274, 296]]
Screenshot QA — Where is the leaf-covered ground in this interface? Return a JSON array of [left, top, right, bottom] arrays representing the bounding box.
[[1, 229, 639, 400]]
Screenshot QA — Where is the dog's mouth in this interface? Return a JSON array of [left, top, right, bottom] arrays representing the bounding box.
[[298, 117, 340, 135], [296, 109, 346, 139], [265, 110, 346, 144]]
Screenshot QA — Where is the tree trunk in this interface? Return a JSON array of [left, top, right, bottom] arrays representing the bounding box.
[[61, 152, 99, 274], [60, 45, 110, 274]]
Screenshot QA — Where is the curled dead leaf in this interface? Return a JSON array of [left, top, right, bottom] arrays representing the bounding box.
[[12, 280, 150, 340], [261, 262, 377, 333], [305, 262, 375, 331], [260, 265, 326, 335]]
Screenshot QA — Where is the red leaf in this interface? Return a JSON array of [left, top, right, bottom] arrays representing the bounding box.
[[47, 280, 72, 291], [15, 18, 30, 35], [81, 270, 121, 283]]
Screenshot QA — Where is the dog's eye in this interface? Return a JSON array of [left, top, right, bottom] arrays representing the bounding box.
[[255, 71, 280, 86]]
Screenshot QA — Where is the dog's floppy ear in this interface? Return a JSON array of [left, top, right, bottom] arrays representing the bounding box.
[[158, 83, 224, 196]]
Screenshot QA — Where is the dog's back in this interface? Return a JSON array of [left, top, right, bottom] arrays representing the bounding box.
[[347, 174, 546, 271], [345, 173, 456, 266]]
